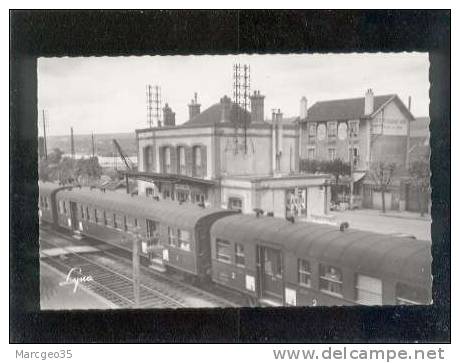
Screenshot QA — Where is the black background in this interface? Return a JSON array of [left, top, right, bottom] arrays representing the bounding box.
[[10, 10, 451, 343]]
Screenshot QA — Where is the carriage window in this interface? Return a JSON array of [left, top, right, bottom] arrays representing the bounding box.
[[263, 248, 282, 278], [216, 239, 231, 263], [356, 274, 382, 305], [168, 227, 177, 247], [178, 229, 191, 251], [235, 243, 245, 267], [319, 264, 343, 296], [395, 282, 429, 305], [298, 259, 312, 287]]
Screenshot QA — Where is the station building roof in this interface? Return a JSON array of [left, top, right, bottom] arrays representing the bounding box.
[[210, 214, 431, 286]]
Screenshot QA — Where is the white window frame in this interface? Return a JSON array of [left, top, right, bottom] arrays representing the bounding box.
[[298, 259, 312, 287]]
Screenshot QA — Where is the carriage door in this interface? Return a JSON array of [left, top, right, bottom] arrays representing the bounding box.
[[257, 246, 284, 303], [146, 219, 160, 260], [69, 201, 79, 231]]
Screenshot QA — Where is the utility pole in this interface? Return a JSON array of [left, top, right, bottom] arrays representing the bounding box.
[[405, 96, 412, 169], [91, 132, 96, 158], [131, 229, 141, 308], [42, 110, 48, 160], [70, 127, 75, 160]]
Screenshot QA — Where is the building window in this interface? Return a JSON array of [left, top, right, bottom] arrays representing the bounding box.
[[298, 259, 312, 287], [145, 187, 154, 197], [216, 239, 231, 263], [349, 146, 359, 167], [319, 264, 343, 296], [356, 274, 383, 305], [143, 146, 153, 172], [94, 209, 99, 224], [63, 201, 67, 215], [308, 123, 317, 143], [123, 216, 128, 231], [193, 146, 203, 177], [86, 207, 90, 221], [113, 213, 118, 229], [178, 146, 186, 175], [235, 243, 245, 267], [327, 121, 337, 140], [328, 147, 336, 161], [178, 229, 191, 251], [228, 197, 243, 211], [164, 147, 171, 173], [168, 226, 177, 247], [103, 211, 107, 226], [349, 120, 359, 138], [307, 147, 316, 159], [80, 205, 85, 219], [395, 282, 429, 305]]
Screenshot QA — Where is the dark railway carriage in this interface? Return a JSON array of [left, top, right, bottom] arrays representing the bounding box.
[[55, 187, 235, 280], [38, 181, 70, 226], [210, 214, 431, 306]]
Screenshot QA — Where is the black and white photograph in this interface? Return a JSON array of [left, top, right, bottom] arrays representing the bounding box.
[[9, 9, 451, 349], [37, 53, 432, 310]]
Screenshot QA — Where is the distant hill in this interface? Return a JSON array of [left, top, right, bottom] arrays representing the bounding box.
[[46, 132, 137, 157]]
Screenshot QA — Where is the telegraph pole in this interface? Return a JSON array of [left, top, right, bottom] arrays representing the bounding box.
[[42, 110, 48, 160], [349, 124, 354, 208], [91, 132, 96, 158], [131, 228, 142, 308]]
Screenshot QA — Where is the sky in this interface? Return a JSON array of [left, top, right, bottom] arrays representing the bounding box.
[[38, 53, 429, 136]]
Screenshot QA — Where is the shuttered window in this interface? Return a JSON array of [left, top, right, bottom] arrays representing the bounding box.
[[168, 227, 177, 247], [235, 243, 245, 267], [298, 259, 312, 287], [216, 239, 231, 263], [178, 229, 191, 251], [356, 274, 383, 305]]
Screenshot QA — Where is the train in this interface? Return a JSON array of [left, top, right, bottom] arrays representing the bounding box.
[[39, 181, 432, 307]]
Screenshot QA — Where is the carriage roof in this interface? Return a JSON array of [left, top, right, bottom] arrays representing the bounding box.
[[57, 186, 235, 229], [210, 214, 431, 286]]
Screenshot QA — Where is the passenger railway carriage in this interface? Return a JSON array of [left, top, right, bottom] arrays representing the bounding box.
[[39, 183, 432, 306], [210, 214, 431, 306], [38, 181, 70, 225], [53, 186, 236, 279]]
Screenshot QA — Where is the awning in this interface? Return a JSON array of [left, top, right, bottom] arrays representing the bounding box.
[[120, 170, 217, 187], [352, 172, 366, 183]]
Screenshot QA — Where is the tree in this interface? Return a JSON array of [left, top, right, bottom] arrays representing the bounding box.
[[324, 159, 351, 184], [368, 161, 396, 213], [409, 159, 431, 216]]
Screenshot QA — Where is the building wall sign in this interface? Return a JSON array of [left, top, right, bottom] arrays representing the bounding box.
[[338, 122, 348, 140], [317, 124, 326, 141], [372, 118, 407, 135]]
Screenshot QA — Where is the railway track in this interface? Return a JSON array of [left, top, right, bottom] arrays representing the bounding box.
[[39, 227, 240, 308], [40, 239, 187, 309]]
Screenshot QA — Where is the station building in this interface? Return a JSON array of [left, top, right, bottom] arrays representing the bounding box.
[[135, 92, 331, 220], [299, 89, 417, 210]]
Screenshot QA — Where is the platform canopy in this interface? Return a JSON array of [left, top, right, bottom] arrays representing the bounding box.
[[120, 170, 217, 187]]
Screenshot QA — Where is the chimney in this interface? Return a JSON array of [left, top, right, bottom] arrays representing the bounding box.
[[250, 90, 265, 123], [272, 109, 284, 175], [188, 92, 201, 120], [220, 95, 232, 123], [162, 103, 176, 126], [364, 89, 374, 116], [300, 96, 308, 119]]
